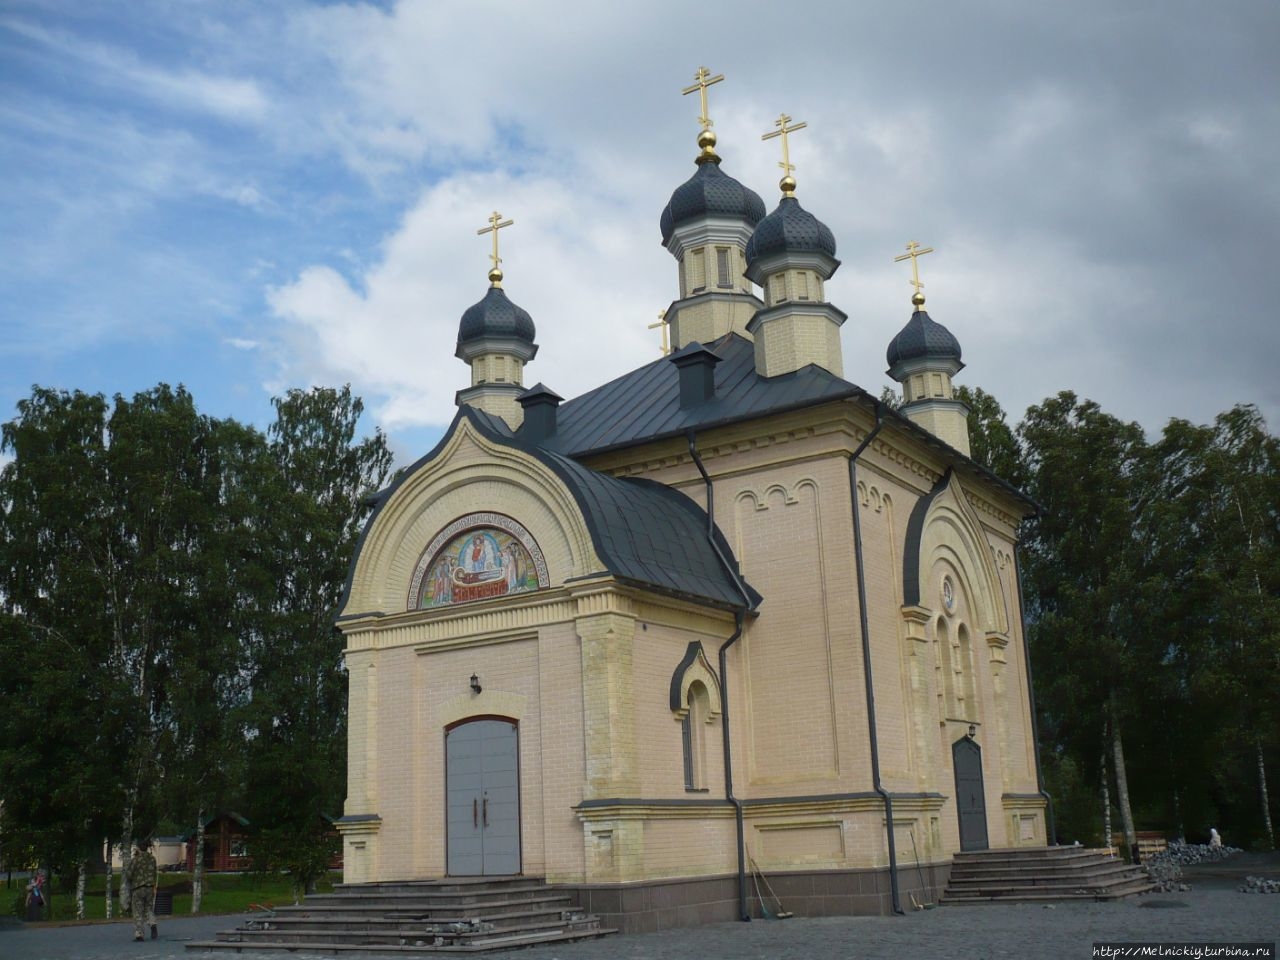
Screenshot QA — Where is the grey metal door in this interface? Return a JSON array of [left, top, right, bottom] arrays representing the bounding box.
[[446, 719, 521, 875], [953, 735, 989, 851]]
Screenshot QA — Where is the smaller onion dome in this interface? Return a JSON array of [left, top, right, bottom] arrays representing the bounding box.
[[660, 161, 767, 246], [456, 285, 536, 350], [885, 298, 963, 367], [744, 196, 837, 264]]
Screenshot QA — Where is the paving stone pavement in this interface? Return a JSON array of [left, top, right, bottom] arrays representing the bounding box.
[[2, 889, 1275, 960]]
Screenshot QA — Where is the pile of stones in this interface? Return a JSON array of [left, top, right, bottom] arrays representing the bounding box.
[[1239, 876, 1280, 894], [1144, 856, 1189, 893], [1153, 840, 1243, 865], [1143, 840, 1246, 892]]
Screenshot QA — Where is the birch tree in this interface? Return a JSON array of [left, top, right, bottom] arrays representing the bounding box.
[[241, 387, 391, 898], [1019, 392, 1156, 857]]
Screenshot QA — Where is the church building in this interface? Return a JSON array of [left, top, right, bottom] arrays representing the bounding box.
[[334, 71, 1047, 932]]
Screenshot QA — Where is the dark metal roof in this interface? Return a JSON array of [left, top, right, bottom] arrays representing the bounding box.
[[745, 196, 837, 263], [456, 285, 536, 349], [543, 333, 860, 457], [660, 161, 767, 246], [885, 309, 962, 367], [536, 446, 758, 610]]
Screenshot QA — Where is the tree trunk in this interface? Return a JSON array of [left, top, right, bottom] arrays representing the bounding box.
[[75, 860, 86, 920], [1258, 735, 1276, 849], [120, 808, 134, 913], [1100, 741, 1112, 849], [105, 842, 113, 920], [1109, 690, 1137, 858], [192, 809, 205, 913]]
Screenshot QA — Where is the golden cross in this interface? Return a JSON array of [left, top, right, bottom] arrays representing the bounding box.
[[762, 113, 807, 192], [647, 309, 670, 356], [476, 211, 514, 277], [682, 66, 725, 131], [893, 241, 935, 298]]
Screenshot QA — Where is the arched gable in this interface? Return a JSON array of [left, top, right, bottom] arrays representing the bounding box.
[[902, 469, 1009, 636], [339, 414, 602, 620]]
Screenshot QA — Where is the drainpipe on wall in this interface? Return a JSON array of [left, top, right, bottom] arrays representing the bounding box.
[[687, 430, 754, 922], [1014, 547, 1056, 844], [846, 403, 905, 916]]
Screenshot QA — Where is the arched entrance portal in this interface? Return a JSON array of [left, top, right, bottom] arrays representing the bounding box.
[[952, 735, 989, 851], [446, 718, 521, 875]]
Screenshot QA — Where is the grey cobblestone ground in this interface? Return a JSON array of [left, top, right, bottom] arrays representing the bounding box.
[[2, 888, 1274, 960]]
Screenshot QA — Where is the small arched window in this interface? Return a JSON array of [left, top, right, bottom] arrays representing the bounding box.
[[683, 681, 711, 791]]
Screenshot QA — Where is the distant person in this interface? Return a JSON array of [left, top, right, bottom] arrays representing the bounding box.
[[24, 869, 46, 921], [126, 838, 158, 941], [1209, 827, 1222, 848]]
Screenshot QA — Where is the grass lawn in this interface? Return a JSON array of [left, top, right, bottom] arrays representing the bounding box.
[[11, 871, 340, 921]]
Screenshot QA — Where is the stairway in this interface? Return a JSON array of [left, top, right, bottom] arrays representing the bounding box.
[[186, 876, 617, 954], [941, 846, 1154, 904]]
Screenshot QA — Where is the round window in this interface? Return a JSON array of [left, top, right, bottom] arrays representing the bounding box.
[[941, 576, 956, 612]]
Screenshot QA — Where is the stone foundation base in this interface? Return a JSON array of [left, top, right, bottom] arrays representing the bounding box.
[[554, 863, 951, 934]]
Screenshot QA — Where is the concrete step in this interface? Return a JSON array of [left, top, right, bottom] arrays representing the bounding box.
[[940, 877, 1157, 904], [942, 847, 1153, 905], [236, 905, 589, 934], [213, 916, 601, 946], [189, 926, 618, 954], [948, 863, 1144, 887], [951, 848, 1112, 868], [326, 878, 546, 900], [294, 892, 573, 912], [187, 876, 615, 954]]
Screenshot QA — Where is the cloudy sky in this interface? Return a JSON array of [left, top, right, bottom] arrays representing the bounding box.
[[3, 0, 1277, 464]]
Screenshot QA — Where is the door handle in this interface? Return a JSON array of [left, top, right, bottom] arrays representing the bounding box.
[[482, 795, 489, 827], [473, 798, 478, 828]]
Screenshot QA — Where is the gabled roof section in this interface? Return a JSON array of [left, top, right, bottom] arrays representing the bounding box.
[[338, 404, 759, 617], [543, 333, 861, 457]]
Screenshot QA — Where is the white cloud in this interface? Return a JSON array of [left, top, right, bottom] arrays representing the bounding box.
[[267, 169, 666, 431], [2, 16, 270, 124]]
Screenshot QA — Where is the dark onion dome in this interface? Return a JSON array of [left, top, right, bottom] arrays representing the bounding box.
[[456, 285, 536, 348], [660, 162, 766, 245], [744, 196, 837, 263], [886, 304, 963, 367]]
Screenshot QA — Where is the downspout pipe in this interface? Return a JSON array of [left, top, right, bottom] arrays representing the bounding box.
[[1014, 547, 1056, 844], [846, 403, 904, 916], [687, 430, 753, 922]]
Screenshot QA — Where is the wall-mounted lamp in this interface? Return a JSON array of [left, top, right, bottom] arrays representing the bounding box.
[[470, 673, 482, 695], [968, 723, 976, 738]]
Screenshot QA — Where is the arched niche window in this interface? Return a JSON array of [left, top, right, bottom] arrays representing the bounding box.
[[937, 574, 977, 723], [669, 641, 722, 793]]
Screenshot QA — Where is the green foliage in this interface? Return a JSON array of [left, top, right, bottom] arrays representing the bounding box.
[[956, 385, 1024, 486], [1018, 393, 1279, 847], [240, 386, 392, 893], [0, 382, 391, 896], [1040, 751, 1102, 846]]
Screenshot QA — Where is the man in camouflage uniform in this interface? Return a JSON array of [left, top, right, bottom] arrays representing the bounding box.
[[125, 838, 158, 941]]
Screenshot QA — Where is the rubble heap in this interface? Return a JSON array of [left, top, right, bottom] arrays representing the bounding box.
[[1239, 875, 1280, 894], [1143, 840, 1246, 892], [1151, 840, 1243, 866]]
